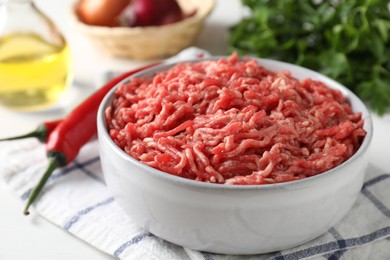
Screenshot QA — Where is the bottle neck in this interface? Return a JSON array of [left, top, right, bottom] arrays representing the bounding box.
[[1, 0, 36, 17], [0, 0, 55, 41]]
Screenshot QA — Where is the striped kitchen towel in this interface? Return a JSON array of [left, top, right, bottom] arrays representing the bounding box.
[[0, 137, 389, 260]]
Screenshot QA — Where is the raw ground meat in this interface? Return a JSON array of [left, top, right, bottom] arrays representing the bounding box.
[[106, 54, 366, 185]]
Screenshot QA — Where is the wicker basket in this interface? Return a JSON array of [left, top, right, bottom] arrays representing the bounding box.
[[71, 0, 215, 60]]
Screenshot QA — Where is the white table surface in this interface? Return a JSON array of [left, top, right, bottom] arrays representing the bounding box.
[[0, 0, 389, 259]]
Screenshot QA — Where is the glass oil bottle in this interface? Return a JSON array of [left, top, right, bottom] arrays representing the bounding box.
[[0, 0, 72, 111]]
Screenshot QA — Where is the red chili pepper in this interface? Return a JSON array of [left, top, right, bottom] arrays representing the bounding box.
[[0, 119, 62, 143], [24, 63, 160, 215]]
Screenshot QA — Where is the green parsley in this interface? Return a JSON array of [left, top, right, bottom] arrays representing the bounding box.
[[228, 0, 390, 115]]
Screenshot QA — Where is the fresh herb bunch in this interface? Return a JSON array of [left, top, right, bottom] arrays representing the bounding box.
[[229, 0, 390, 114]]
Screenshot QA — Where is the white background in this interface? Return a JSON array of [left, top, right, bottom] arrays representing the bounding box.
[[0, 0, 389, 259]]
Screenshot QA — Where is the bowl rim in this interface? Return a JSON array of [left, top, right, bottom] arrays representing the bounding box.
[[97, 56, 373, 191]]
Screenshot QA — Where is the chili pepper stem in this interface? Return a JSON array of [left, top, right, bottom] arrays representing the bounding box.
[[0, 124, 47, 142], [0, 130, 41, 141], [24, 157, 59, 215]]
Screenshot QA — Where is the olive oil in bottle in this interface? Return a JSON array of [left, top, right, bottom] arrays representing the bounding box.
[[0, 0, 72, 111], [0, 33, 71, 110]]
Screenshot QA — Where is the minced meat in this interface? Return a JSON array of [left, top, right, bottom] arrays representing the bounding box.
[[105, 54, 366, 185]]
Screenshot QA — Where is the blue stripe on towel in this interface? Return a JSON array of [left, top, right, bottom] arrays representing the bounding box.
[[73, 159, 105, 184], [272, 227, 390, 260], [201, 252, 215, 260], [361, 172, 390, 217], [326, 228, 347, 260], [51, 156, 100, 181], [361, 188, 390, 218], [363, 173, 390, 188], [328, 228, 346, 250], [21, 189, 31, 201], [64, 197, 114, 230], [113, 232, 154, 257], [273, 254, 285, 260], [20, 156, 100, 201], [326, 250, 346, 260]]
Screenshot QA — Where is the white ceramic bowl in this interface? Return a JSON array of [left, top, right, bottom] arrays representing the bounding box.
[[97, 57, 373, 255]]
